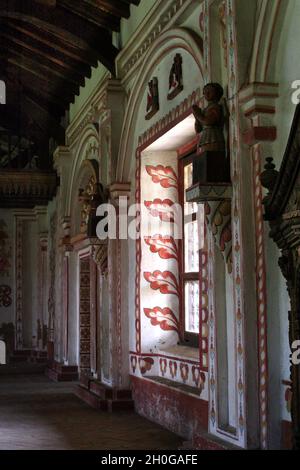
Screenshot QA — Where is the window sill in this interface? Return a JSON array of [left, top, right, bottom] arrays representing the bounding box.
[[159, 344, 199, 361]]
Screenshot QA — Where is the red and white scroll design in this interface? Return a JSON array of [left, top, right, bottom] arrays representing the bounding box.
[[139, 153, 180, 352]]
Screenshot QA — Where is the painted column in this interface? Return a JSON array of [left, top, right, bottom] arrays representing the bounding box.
[[240, 82, 279, 449], [38, 234, 48, 351], [109, 182, 131, 388]]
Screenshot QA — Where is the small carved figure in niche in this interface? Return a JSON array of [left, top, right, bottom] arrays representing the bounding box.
[[191, 82, 230, 184], [168, 54, 183, 100], [192, 83, 226, 154], [146, 77, 159, 120]]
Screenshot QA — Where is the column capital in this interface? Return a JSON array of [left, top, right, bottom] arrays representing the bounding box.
[[239, 82, 279, 145], [109, 182, 131, 202], [239, 82, 279, 118], [53, 145, 72, 175]]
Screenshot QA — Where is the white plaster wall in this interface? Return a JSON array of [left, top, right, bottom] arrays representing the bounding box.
[[120, 0, 157, 47]]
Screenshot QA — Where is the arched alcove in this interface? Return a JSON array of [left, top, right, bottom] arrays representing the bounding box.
[[116, 27, 204, 183]]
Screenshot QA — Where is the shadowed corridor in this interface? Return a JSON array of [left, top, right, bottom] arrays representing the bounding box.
[[0, 371, 182, 450]]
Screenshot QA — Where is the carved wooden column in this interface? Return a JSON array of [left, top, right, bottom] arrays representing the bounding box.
[[261, 103, 300, 450]]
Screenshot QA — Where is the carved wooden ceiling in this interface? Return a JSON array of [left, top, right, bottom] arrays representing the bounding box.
[[0, 0, 140, 168]]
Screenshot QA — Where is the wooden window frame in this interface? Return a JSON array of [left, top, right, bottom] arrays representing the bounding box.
[[178, 147, 200, 348]]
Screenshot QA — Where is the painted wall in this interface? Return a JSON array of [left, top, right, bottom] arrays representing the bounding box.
[[120, 0, 157, 47], [49, 0, 297, 449]]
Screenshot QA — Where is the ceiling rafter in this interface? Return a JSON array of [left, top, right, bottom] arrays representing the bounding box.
[[0, 22, 92, 79], [83, 0, 130, 19], [0, 35, 87, 88], [8, 20, 99, 68], [58, 0, 120, 31], [0, 0, 140, 168]]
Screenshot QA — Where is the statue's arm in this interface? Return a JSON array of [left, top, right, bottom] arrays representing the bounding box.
[[193, 104, 221, 126]]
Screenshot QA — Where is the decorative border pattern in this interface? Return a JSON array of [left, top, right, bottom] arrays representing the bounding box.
[[199, 226, 209, 371], [79, 257, 91, 373], [0, 285, 12, 307], [138, 89, 201, 148], [224, 0, 246, 447], [130, 352, 208, 399], [203, 0, 211, 82], [15, 219, 23, 350], [207, 0, 246, 448], [117, 237, 123, 386], [118, 0, 195, 78], [135, 149, 142, 353], [252, 144, 269, 449]]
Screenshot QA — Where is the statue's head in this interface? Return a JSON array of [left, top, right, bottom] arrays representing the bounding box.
[[203, 83, 224, 102]]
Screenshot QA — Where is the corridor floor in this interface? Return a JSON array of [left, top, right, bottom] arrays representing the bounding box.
[[0, 373, 182, 450]]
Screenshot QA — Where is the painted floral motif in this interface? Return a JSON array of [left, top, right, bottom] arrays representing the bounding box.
[[144, 235, 179, 261], [0, 285, 12, 307], [146, 165, 178, 190], [144, 199, 177, 223], [139, 357, 154, 375], [169, 360, 178, 379], [0, 220, 11, 277], [144, 271, 180, 296], [192, 366, 206, 390], [144, 307, 179, 334], [160, 358, 167, 376], [180, 363, 189, 383]]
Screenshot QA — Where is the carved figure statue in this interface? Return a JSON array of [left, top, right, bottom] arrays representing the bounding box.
[[192, 82, 226, 155], [191, 82, 231, 184]]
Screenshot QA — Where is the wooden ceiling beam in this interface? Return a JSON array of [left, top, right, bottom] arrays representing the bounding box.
[[58, 0, 120, 31], [0, 35, 87, 88], [1, 64, 77, 106], [120, 0, 140, 5], [8, 20, 99, 69], [1, 50, 81, 96], [0, 22, 92, 79], [84, 0, 130, 19], [2, 65, 74, 107], [0, 0, 118, 72]]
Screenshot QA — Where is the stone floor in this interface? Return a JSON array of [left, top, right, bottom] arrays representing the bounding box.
[[0, 373, 182, 450]]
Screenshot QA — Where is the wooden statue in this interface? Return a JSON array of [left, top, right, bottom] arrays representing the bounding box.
[[192, 82, 230, 184]]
